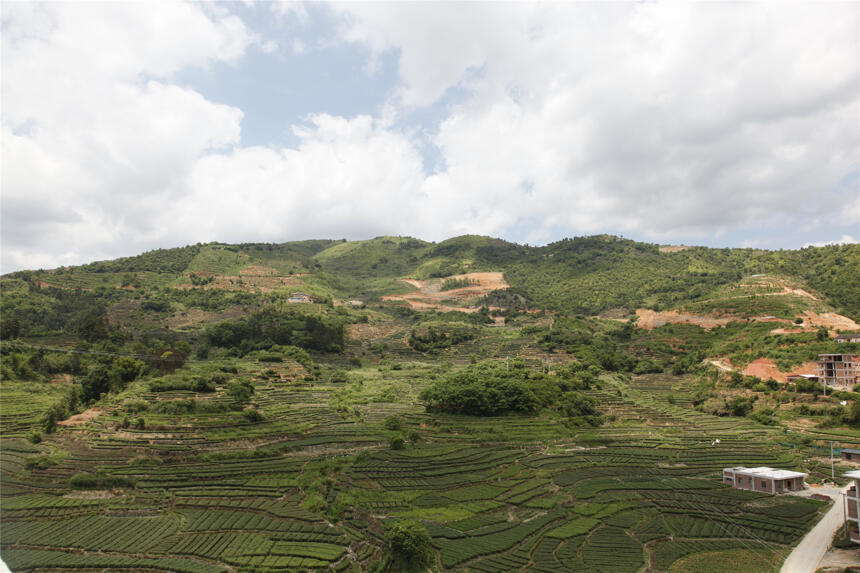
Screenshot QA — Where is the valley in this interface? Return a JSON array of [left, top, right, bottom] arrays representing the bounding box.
[[1, 235, 858, 572]]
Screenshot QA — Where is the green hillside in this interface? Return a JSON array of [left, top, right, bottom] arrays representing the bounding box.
[[1, 235, 858, 572]]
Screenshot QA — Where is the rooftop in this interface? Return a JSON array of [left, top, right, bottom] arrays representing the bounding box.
[[726, 466, 807, 480], [845, 470, 860, 479]]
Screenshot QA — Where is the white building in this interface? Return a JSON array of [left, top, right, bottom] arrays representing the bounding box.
[[722, 466, 807, 494]]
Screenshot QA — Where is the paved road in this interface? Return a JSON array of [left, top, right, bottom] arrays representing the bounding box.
[[781, 485, 850, 573]]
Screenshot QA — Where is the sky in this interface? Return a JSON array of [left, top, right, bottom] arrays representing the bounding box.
[[1, 1, 859, 273]]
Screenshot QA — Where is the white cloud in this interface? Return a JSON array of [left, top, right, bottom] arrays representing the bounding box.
[[1, 1, 251, 272], [805, 235, 858, 248], [336, 2, 860, 241], [2, 2, 858, 272], [167, 114, 432, 244]]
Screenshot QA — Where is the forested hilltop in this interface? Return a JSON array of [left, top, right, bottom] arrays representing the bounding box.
[[1, 235, 858, 573], [5, 235, 860, 327]]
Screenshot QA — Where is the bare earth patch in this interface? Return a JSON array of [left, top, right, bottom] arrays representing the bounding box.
[[382, 272, 508, 312], [709, 359, 735, 372], [801, 311, 860, 333], [770, 327, 805, 335], [741, 358, 818, 383], [50, 373, 74, 385], [636, 307, 858, 336], [658, 245, 692, 253], [238, 265, 280, 276], [58, 407, 103, 427], [636, 309, 735, 330]]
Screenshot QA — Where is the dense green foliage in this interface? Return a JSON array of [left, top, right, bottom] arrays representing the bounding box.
[[420, 360, 600, 424], [386, 520, 433, 567], [205, 307, 345, 353], [408, 322, 478, 353]]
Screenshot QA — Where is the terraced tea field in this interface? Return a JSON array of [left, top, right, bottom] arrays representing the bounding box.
[[0, 356, 845, 572]]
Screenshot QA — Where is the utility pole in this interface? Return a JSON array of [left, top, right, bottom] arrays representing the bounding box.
[[506, 356, 509, 372], [831, 441, 835, 481]]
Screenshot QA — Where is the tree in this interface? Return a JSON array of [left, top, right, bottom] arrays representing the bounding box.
[[387, 520, 432, 568], [76, 310, 109, 342], [150, 349, 184, 373], [81, 364, 115, 402], [111, 357, 144, 385]]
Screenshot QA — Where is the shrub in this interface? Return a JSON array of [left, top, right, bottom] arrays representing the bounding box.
[[383, 416, 402, 431], [122, 399, 149, 413], [390, 436, 405, 450], [226, 380, 254, 404], [243, 408, 264, 422], [192, 377, 215, 392]]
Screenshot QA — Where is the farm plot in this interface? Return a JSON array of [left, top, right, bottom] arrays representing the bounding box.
[[0, 361, 831, 572]]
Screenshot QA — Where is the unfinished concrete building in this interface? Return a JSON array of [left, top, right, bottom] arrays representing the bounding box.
[[817, 354, 857, 388]]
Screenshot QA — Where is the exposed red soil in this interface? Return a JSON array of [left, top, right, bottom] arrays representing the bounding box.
[[770, 328, 805, 335], [741, 358, 818, 383]]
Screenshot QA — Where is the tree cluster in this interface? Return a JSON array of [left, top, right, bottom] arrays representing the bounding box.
[[419, 360, 602, 425]]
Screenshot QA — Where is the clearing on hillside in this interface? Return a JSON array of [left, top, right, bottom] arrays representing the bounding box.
[[741, 358, 818, 383], [382, 272, 509, 311]]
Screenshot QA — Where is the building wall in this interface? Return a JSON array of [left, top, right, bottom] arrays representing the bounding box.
[[723, 471, 803, 492], [818, 354, 857, 387]]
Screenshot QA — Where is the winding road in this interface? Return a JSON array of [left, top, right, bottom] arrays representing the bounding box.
[[780, 485, 851, 573]]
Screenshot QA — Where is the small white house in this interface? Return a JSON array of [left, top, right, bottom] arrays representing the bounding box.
[[722, 466, 807, 493]]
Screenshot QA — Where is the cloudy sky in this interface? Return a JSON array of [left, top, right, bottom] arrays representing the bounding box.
[[2, 1, 859, 272]]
